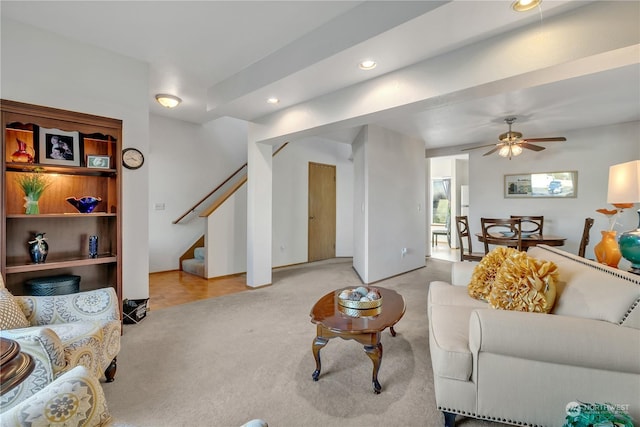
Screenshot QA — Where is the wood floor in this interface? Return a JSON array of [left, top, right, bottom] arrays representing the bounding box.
[[148, 270, 250, 310], [149, 250, 457, 310]]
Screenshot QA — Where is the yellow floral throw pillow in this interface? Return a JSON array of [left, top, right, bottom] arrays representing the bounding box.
[[468, 247, 519, 301], [488, 251, 559, 313]]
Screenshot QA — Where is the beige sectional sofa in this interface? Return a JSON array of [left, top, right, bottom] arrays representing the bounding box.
[[427, 245, 640, 426]]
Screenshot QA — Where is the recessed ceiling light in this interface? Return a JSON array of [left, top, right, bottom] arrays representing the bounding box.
[[266, 97, 279, 104], [512, 0, 541, 12], [155, 94, 182, 108], [359, 60, 377, 70]]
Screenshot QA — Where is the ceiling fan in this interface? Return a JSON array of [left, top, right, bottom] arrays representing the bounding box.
[[462, 117, 566, 159]]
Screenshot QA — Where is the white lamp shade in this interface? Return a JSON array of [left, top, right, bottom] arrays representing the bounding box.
[[607, 160, 640, 204]]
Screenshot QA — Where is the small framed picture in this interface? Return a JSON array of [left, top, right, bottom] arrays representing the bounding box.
[[87, 155, 111, 169], [39, 127, 80, 166]]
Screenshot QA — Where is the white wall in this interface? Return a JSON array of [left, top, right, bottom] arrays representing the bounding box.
[[272, 137, 353, 267], [355, 125, 426, 283], [206, 185, 247, 278], [148, 115, 248, 272], [353, 128, 368, 279], [467, 120, 640, 264], [1, 18, 150, 299]]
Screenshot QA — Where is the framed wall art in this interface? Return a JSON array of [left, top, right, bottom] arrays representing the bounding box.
[[87, 154, 111, 169], [504, 171, 577, 198], [38, 127, 80, 166]]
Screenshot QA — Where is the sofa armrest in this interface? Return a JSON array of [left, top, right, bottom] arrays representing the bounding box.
[[1, 365, 111, 427], [468, 309, 640, 375], [451, 261, 478, 286], [16, 287, 120, 326]]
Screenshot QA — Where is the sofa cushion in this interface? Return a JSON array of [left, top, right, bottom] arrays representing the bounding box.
[[0, 288, 30, 329], [429, 304, 478, 381], [528, 246, 640, 327], [429, 281, 488, 308], [468, 247, 518, 301], [487, 250, 559, 313]]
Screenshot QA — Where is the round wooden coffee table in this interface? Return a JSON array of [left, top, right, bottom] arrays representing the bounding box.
[[309, 286, 405, 393]]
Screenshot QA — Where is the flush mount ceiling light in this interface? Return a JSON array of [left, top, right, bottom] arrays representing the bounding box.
[[512, 0, 541, 12], [358, 60, 377, 70], [155, 94, 182, 108], [266, 97, 279, 105]]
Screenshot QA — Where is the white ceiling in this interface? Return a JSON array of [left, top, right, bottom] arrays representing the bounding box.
[[2, 1, 638, 152]]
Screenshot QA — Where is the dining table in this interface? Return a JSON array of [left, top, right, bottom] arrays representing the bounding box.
[[475, 232, 566, 251]]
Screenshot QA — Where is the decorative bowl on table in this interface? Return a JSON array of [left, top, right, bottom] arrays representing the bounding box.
[[338, 305, 382, 318], [337, 286, 383, 309], [66, 196, 102, 213]]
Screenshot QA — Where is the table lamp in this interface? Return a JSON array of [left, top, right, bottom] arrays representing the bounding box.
[[607, 160, 640, 274]]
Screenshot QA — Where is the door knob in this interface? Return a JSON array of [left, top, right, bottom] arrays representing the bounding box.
[[309, 216, 315, 220]]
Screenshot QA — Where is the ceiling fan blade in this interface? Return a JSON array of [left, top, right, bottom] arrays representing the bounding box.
[[522, 137, 566, 142], [483, 147, 500, 156], [520, 142, 546, 152], [461, 143, 500, 152]]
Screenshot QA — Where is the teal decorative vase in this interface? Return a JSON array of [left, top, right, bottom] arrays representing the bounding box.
[[619, 211, 640, 275]]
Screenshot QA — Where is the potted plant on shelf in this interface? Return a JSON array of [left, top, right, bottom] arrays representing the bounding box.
[[15, 168, 51, 215]]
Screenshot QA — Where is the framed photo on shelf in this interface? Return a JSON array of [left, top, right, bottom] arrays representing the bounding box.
[[38, 127, 80, 166], [86, 154, 111, 169]]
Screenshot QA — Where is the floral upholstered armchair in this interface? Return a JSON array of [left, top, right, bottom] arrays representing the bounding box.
[[1, 365, 112, 426], [0, 276, 120, 413]]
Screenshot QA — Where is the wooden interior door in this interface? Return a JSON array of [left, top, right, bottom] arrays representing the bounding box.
[[308, 162, 336, 262]]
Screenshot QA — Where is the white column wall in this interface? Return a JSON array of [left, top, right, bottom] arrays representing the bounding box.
[[352, 128, 368, 281], [354, 125, 426, 283], [247, 136, 273, 287], [1, 18, 149, 299], [205, 185, 247, 278]]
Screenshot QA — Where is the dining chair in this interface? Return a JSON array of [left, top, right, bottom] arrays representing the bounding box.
[[510, 215, 544, 235], [455, 216, 484, 262], [578, 217, 595, 258], [432, 213, 451, 248], [481, 217, 522, 253]]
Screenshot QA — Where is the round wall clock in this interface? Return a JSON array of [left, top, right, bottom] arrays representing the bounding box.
[[122, 148, 144, 170]]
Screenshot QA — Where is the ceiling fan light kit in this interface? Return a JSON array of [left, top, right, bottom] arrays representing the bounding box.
[[462, 116, 566, 160]]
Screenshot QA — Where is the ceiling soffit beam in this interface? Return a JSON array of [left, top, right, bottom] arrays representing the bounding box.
[[247, 1, 640, 145], [205, 1, 448, 112]]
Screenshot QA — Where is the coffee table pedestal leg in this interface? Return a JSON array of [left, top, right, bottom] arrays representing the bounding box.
[[312, 334, 328, 381], [364, 341, 383, 394]]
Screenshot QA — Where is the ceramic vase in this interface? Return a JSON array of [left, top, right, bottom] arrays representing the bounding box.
[[593, 230, 621, 268], [10, 139, 34, 163], [28, 233, 48, 264]]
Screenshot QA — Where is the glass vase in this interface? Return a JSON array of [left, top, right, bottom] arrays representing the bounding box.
[[593, 230, 622, 268], [24, 195, 40, 215]]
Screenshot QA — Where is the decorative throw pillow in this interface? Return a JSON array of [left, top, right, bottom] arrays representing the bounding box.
[[488, 251, 559, 313], [468, 247, 519, 301], [0, 288, 30, 329]]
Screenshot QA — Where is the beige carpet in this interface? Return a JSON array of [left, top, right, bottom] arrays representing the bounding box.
[[104, 258, 502, 427]]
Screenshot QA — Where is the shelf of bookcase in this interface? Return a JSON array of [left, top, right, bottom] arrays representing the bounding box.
[[6, 254, 117, 274]]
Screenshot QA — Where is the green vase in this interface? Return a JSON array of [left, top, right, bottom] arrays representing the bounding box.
[[24, 195, 40, 215]]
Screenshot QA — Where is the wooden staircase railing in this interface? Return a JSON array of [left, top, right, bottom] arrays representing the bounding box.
[[173, 142, 288, 224]]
